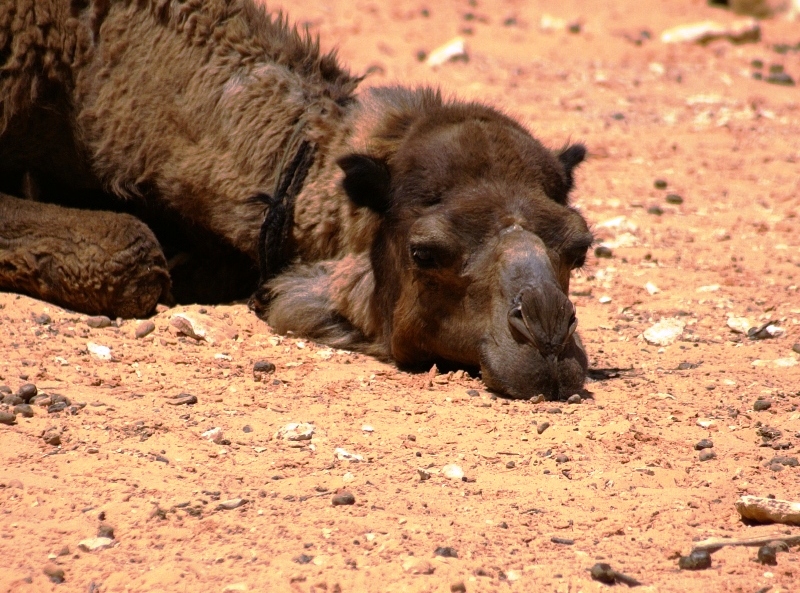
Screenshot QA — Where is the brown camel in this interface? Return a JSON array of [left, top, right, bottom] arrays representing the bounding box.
[[0, 0, 593, 399]]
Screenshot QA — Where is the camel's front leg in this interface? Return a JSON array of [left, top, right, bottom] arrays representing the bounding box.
[[0, 193, 170, 318]]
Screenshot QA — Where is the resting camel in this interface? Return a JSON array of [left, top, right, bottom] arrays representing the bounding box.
[[0, 0, 594, 400]]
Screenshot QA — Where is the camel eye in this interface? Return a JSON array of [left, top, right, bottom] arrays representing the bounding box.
[[571, 253, 587, 270], [410, 246, 437, 268]]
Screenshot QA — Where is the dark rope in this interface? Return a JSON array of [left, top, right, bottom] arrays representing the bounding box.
[[256, 139, 317, 283]]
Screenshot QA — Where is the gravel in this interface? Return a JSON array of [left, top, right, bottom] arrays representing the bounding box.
[[699, 450, 717, 462], [135, 320, 156, 338], [753, 399, 772, 411], [757, 545, 777, 565], [434, 546, 458, 558], [679, 549, 711, 570], [331, 491, 355, 506], [694, 439, 714, 450]]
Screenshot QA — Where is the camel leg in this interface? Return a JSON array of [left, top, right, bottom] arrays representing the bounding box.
[[0, 193, 170, 318]]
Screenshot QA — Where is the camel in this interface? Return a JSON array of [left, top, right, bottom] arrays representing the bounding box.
[[0, 0, 594, 400]]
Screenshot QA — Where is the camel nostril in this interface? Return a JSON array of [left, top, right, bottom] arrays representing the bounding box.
[[508, 305, 537, 347]]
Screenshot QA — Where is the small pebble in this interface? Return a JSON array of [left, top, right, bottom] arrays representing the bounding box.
[[332, 491, 356, 506], [78, 537, 114, 552], [3, 394, 22, 406], [434, 546, 458, 558], [42, 430, 61, 446], [0, 385, 10, 394], [647, 205, 664, 216], [678, 549, 711, 570], [86, 315, 112, 328], [17, 383, 37, 402], [589, 563, 642, 587], [97, 524, 115, 539], [48, 402, 68, 414], [242, 425, 252, 433], [466, 389, 480, 397], [135, 320, 156, 338], [751, 59, 764, 69], [34, 313, 52, 325], [768, 456, 799, 467], [566, 394, 581, 405], [547, 407, 562, 414], [757, 545, 777, 566], [536, 421, 550, 435], [166, 394, 197, 406], [450, 581, 467, 593], [550, 537, 574, 545], [443, 464, 465, 480], [590, 563, 616, 584], [694, 439, 714, 450], [555, 454, 570, 463], [769, 463, 784, 472], [653, 179, 668, 189], [753, 399, 772, 411], [506, 461, 516, 469], [792, 343, 800, 355], [767, 72, 795, 86], [294, 553, 314, 564], [665, 193, 683, 205], [0, 411, 16, 425], [43, 563, 65, 584], [217, 498, 247, 510], [403, 557, 435, 575], [594, 245, 613, 259], [275, 422, 315, 441], [699, 450, 717, 462], [253, 361, 276, 381]]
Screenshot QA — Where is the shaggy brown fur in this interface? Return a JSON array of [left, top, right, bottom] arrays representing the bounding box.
[[0, 0, 593, 400]]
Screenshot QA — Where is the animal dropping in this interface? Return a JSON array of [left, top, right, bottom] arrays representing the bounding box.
[[0, 0, 594, 401]]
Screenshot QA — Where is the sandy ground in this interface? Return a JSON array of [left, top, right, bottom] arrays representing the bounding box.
[[2, 0, 800, 591]]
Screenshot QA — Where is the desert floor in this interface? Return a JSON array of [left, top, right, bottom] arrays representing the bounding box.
[[1, 0, 799, 591]]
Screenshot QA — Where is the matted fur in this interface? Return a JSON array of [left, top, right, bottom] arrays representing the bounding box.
[[0, 0, 594, 400]]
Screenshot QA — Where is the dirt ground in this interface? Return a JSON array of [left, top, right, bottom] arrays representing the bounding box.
[[2, 0, 800, 591]]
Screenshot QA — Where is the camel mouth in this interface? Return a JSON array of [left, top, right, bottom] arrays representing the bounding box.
[[480, 286, 588, 400], [480, 345, 587, 400]]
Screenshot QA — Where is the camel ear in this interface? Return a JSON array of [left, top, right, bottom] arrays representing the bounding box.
[[337, 154, 392, 214], [557, 144, 586, 193]]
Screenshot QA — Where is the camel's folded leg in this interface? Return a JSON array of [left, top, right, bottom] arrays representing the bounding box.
[[0, 193, 170, 318]]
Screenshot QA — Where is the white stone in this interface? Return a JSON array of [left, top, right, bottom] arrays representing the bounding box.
[[87, 342, 112, 360], [275, 423, 315, 441], [645, 282, 660, 295], [643, 319, 685, 346], [335, 447, 363, 462], [727, 316, 752, 334], [426, 37, 467, 67], [442, 464, 464, 480], [661, 19, 760, 45], [201, 427, 224, 443], [696, 284, 720, 293], [78, 537, 114, 552]]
